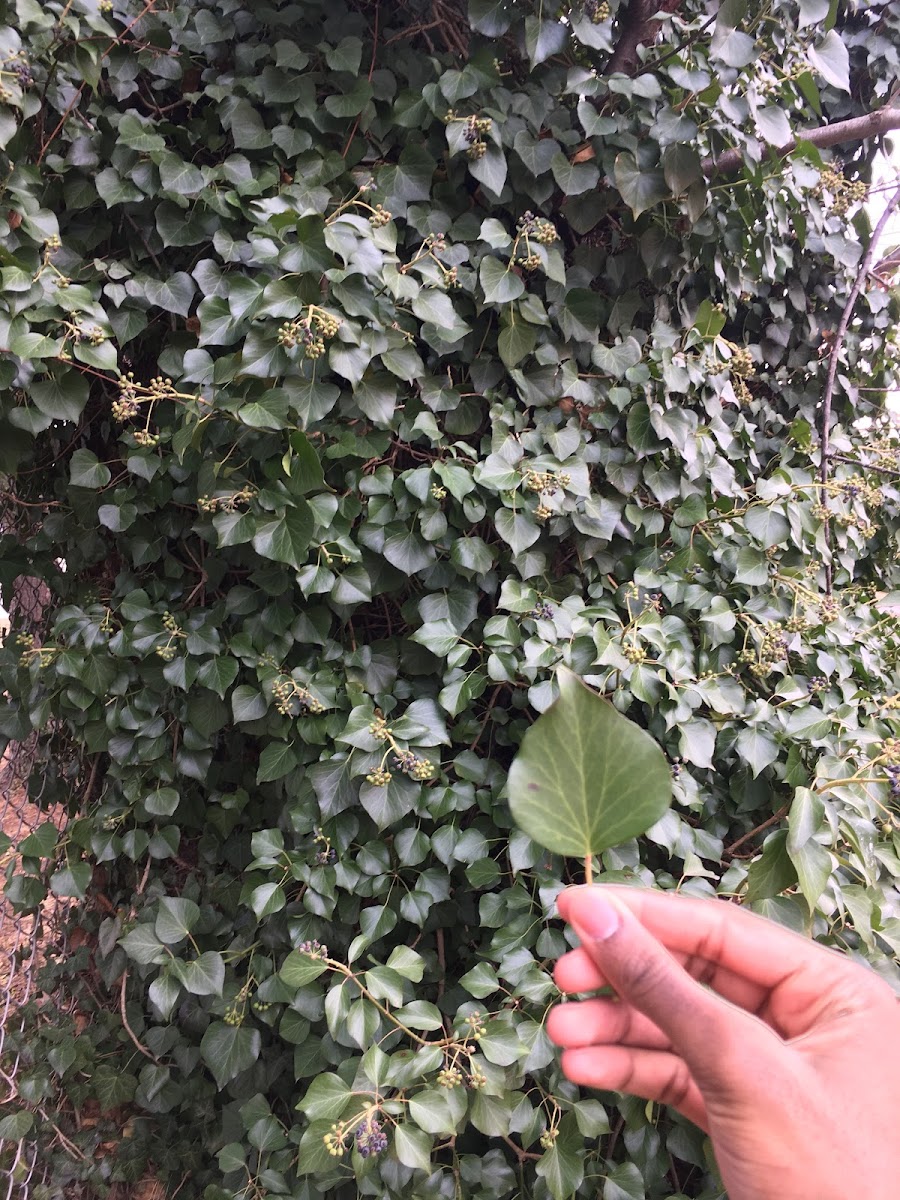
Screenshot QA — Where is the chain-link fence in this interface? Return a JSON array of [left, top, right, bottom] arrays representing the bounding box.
[[0, 574, 65, 1200]]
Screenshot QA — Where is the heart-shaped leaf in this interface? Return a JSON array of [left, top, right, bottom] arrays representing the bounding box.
[[507, 666, 671, 858]]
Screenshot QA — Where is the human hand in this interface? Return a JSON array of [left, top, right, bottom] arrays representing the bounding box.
[[547, 885, 900, 1200]]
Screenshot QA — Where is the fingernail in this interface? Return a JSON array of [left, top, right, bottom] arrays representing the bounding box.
[[568, 890, 620, 941]]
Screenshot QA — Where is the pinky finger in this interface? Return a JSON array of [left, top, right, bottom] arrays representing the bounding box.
[[560, 1045, 708, 1130]]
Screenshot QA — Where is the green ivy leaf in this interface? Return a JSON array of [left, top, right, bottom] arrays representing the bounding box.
[[498, 318, 538, 368], [480, 257, 524, 304], [296, 1072, 353, 1121], [393, 1122, 434, 1171], [536, 1114, 585, 1200], [69, 448, 112, 489], [468, 0, 511, 36], [524, 15, 568, 67], [736, 726, 779, 777], [0, 1111, 34, 1140], [281, 949, 330, 988], [494, 509, 540, 556], [507, 666, 672, 858], [692, 299, 727, 339], [49, 863, 92, 899], [591, 337, 642, 377], [251, 504, 314, 570], [196, 656, 239, 698], [170, 951, 226, 996], [755, 105, 792, 146], [603, 1160, 646, 1200], [614, 153, 667, 218], [744, 505, 789, 547], [144, 787, 180, 817], [256, 741, 299, 783], [743, 829, 797, 903], [808, 29, 849, 91], [550, 153, 600, 197], [29, 373, 89, 422], [200, 1022, 261, 1089], [155, 896, 201, 944]]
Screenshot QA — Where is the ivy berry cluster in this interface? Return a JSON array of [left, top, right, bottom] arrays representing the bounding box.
[[156, 612, 186, 661], [313, 829, 337, 866], [736, 622, 789, 678], [223, 979, 254, 1028], [527, 600, 555, 620], [0, 49, 33, 101], [815, 166, 867, 217], [197, 485, 257, 514], [513, 211, 558, 270], [271, 675, 326, 717], [584, 0, 611, 22], [277, 305, 342, 360], [297, 939, 329, 959], [324, 1109, 389, 1159], [369, 203, 392, 228], [443, 110, 493, 159], [365, 715, 436, 786]]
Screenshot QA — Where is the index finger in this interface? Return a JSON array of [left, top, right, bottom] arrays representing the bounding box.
[[558, 885, 861, 1008]]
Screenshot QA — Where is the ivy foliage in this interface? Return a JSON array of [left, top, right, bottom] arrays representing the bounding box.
[[1, 0, 900, 1197]]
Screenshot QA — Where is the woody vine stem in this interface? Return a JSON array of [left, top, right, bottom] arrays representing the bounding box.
[[819, 180, 900, 595]]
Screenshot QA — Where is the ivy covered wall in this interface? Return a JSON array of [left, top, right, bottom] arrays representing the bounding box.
[[1, 0, 900, 1197]]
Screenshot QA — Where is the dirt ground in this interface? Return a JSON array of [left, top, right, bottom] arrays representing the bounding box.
[[0, 749, 64, 1006]]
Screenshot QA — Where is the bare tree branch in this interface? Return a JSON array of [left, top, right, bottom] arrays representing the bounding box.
[[818, 180, 900, 595], [871, 243, 900, 284], [703, 105, 900, 178], [604, 0, 680, 77]]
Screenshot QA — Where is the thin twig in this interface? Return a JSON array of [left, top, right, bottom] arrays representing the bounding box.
[[606, 1114, 625, 1159], [469, 683, 504, 751], [722, 804, 789, 859], [37, 0, 161, 163], [124, 212, 162, 271], [499, 1132, 541, 1163], [639, 12, 716, 74], [136, 853, 152, 897], [44, 1118, 87, 1162], [827, 451, 900, 479], [341, 2, 379, 159], [384, 18, 443, 45], [819, 181, 900, 594], [120, 971, 161, 1063], [82, 754, 100, 805], [435, 926, 446, 999]]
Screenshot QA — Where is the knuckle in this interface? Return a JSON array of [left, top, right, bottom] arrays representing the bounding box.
[[659, 1058, 695, 1111], [614, 949, 674, 1008]]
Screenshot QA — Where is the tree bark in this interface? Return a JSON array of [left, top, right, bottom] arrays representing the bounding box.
[[604, 0, 681, 77], [703, 105, 900, 178]]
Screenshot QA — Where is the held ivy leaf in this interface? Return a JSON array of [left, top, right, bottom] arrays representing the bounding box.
[[507, 666, 672, 876]]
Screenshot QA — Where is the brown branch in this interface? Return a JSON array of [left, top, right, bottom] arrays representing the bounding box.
[[722, 804, 789, 859], [605, 0, 681, 77], [827, 451, 900, 479], [120, 971, 161, 1063], [640, 11, 716, 74], [498, 1133, 541, 1163], [818, 180, 900, 595], [703, 104, 900, 179]]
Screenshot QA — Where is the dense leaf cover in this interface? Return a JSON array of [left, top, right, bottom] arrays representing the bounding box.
[[1, 0, 900, 1196]]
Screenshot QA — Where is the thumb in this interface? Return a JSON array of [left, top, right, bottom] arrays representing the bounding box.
[[564, 887, 755, 1083]]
